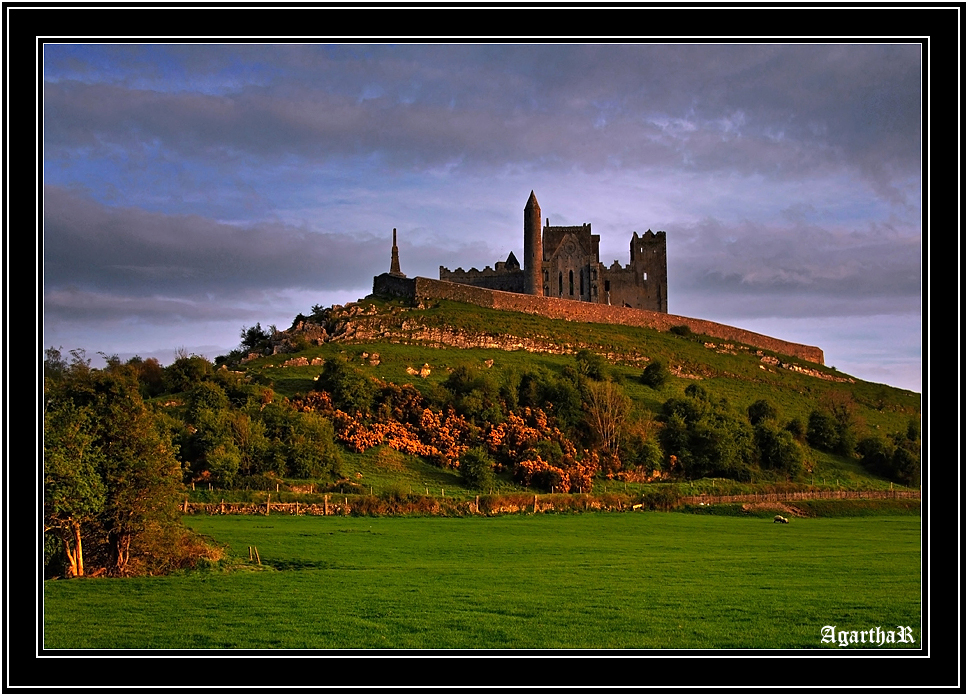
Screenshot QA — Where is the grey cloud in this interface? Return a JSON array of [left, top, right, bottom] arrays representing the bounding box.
[[670, 217, 921, 314], [43, 288, 242, 324], [43, 44, 920, 197], [44, 185, 390, 296]]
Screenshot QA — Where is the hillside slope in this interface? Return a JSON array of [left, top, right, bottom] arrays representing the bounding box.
[[201, 295, 921, 499]]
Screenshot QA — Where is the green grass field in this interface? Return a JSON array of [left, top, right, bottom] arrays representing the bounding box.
[[43, 513, 920, 650]]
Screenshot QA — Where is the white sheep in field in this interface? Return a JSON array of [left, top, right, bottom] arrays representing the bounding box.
[[773, 515, 789, 524]]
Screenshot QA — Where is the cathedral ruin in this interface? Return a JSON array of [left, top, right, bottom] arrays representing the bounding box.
[[438, 191, 668, 312], [372, 195, 824, 364]]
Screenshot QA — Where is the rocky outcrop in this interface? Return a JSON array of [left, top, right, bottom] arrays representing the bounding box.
[[374, 274, 825, 364], [272, 299, 842, 383]]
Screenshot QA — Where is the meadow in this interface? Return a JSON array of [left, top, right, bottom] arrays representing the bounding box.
[[43, 512, 920, 650]]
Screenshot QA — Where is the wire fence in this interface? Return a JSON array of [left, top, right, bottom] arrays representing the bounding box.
[[679, 489, 920, 505], [182, 488, 919, 516]]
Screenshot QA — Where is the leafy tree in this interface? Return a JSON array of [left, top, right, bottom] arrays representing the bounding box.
[[807, 400, 860, 456], [575, 349, 608, 381], [44, 400, 105, 577], [754, 421, 804, 477], [891, 440, 920, 487], [164, 352, 214, 393], [186, 381, 230, 421], [45, 363, 198, 576], [286, 412, 343, 480], [460, 448, 495, 491], [619, 415, 663, 472], [640, 360, 669, 389], [658, 388, 754, 480], [857, 436, 893, 477], [230, 412, 273, 476], [315, 357, 376, 415], [44, 346, 70, 382], [240, 323, 272, 352], [376, 383, 427, 426], [128, 356, 166, 398], [516, 368, 583, 433], [533, 439, 565, 467], [747, 399, 779, 426], [807, 410, 840, 452], [187, 405, 239, 485], [310, 304, 327, 322], [785, 417, 807, 442], [444, 365, 479, 396], [858, 424, 920, 487], [90, 377, 184, 574], [819, 391, 864, 456]]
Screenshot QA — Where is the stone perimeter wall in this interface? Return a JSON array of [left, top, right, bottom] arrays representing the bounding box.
[[373, 274, 824, 364]]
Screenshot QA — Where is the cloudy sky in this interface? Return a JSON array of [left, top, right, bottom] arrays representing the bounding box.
[[42, 43, 922, 392]]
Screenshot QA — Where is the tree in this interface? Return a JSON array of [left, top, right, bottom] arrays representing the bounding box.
[[164, 352, 214, 393], [186, 381, 230, 421], [858, 436, 893, 477], [240, 323, 272, 352], [807, 410, 840, 452], [747, 399, 778, 426], [460, 448, 495, 491], [286, 412, 343, 480], [585, 380, 632, 455], [45, 363, 200, 576], [315, 357, 376, 415], [640, 360, 669, 389], [658, 389, 754, 480], [89, 374, 184, 574], [619, 415, 663, 472], [44, 400, 105, 577], [818, 391, 864, 456], [575, 349, 608, 381], [754, 421, 804, 477]]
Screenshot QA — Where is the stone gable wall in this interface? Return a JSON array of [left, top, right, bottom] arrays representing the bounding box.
[[372, 274, 824, 364]]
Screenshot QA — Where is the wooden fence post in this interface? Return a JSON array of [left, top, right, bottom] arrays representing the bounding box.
[[324, 494, 329, 516], [266, 494, 270, 516]]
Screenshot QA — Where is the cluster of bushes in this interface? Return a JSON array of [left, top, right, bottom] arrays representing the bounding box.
[[43, 349, 222, 578], [293, 350, 671, 492], [803, 391, 920, 487], [857, 421, 921, 487], [656, 388, 807, 482]]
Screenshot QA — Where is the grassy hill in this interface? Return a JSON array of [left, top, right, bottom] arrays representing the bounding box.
[[199, 294, 919, 501]]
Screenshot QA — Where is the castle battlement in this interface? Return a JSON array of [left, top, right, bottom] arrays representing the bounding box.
[[434, 192, 668, 312]]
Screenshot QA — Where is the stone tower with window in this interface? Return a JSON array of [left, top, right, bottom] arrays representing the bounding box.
[[439, 191, 668, 313]]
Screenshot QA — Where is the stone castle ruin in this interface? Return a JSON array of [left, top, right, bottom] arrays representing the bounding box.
[[439, 191, 667, 311], [372, 192, 824, 365]]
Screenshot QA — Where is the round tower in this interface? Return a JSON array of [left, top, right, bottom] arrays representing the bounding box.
[[524, 191, 542, 296]]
